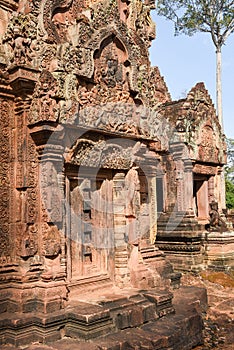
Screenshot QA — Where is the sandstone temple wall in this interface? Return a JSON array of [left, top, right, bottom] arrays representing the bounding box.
[[0, 0, 231, 331]]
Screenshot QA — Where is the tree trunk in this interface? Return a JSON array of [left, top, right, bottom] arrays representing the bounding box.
[[216, 46, 223, 129], [216, 46, 226, 211]]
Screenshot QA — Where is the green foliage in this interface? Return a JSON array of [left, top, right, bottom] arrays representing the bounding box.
[[225, 138, 234, 208], [156, 0, 234, 49], [225, 177, 234, 209], [225, 137, 234, 182]]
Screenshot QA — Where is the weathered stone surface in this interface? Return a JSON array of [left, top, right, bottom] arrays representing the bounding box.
[[155, 82, 231, 271], [0, 286, 206, 350]]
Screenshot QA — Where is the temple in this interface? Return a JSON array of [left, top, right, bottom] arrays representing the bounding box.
[[0, 0, 233, 347]]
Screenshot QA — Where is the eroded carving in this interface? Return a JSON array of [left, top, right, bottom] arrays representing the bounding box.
[[18, 224, 38, 258], [67, 136, 145, 170], [29, 70, 59, 124], [198, 125, 219, 163], [40, 161, 62, 223], [3, 12, 37, 65], [42, 223, 61, 258], [207, 200, 227, 232]]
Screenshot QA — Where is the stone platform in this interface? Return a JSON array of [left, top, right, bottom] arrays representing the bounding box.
[[0, 286, 207, 349], [204, 231, 234, 271]]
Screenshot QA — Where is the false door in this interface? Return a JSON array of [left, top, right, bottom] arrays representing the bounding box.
[[68, 170, 114, 282]]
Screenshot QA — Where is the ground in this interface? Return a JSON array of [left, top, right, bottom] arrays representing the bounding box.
[[182, 270, 234, 349]]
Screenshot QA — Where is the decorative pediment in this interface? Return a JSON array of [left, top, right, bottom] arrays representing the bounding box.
[[3, 0, 171, 129], [160, 82, 226, 164], [65, 136, 146, 169], [186, 82, 213, 109]]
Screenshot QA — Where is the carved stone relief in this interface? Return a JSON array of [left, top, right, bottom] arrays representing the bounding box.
[[3, 12, 37, 65], [29, 70, 59, 124], [198, 124, 219, 163], [0, 100, 11, 260], [42, 223, 61, 258], [40, 161, 62, 223], [66, 135, 147, 170], [18, 223, 38, 258], [78, 102, 167, 147]]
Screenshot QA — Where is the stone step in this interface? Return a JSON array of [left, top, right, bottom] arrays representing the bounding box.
[[0, 289, 175, 347], [0, 287, 207, 350], [68, 274, 113, 298]]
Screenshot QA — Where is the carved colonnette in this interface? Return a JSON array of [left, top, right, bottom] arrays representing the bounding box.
[[0, 64, 68, 314], [0, 69, 21, 312]]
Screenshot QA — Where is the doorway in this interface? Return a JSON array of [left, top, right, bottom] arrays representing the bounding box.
[[193, 175, 209, 222], [66, 167, 114, 283]]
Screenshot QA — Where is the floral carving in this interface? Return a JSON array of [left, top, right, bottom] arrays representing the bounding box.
[[0, 100, 11, 259], [0, 226, 9, 258]]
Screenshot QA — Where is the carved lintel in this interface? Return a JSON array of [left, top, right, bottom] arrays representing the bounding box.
[[193, 163, 217, 176]]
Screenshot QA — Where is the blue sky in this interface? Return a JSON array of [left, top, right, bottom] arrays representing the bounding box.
[[149, 13, 234, 139]]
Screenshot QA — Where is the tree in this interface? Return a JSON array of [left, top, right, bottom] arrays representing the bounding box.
[[225, 138, 234, 182], [156, 0, 234, 128], [224, 138, 234, 208], [225, 178, 234, 208]]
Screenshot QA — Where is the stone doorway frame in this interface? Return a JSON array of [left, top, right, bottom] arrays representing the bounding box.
[[65, 166, 116, 290]]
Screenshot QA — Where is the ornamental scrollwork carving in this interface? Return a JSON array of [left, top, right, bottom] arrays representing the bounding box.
[[101, 144, 133, 169], [0, 225, 10, 259], [0, 100, 11, 259], [27, 188, 39, 223]]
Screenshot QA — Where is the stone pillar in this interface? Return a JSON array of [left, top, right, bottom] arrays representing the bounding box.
[[208, 176, 215, 203], [155, 166, 165, 213], [112, 172, 130, 288], [215, 166, 225, 214], [146, 169, 158, 244], [170, 142, 185, 212], [27, 124, 68, 312], [0, 93, 18, 314], [184, 159, 194, 215]]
